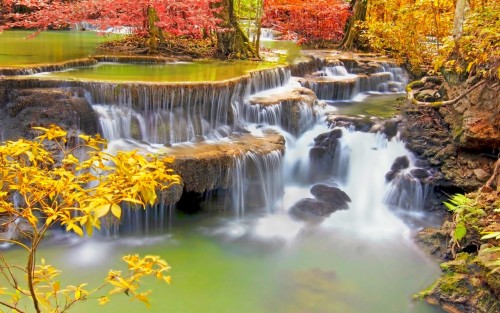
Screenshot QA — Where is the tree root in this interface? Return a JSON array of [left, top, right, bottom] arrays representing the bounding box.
[[406, 78, 486, 107], [483, 157, 500, 191]]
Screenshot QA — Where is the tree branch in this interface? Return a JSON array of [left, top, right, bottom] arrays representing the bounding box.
[[406, 78, 486, 107]]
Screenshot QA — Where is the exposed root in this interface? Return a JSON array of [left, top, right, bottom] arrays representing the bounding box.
[[406, 78, 487, 107]]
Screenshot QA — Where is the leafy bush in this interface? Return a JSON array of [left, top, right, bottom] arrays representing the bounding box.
[[0, 125, 180, 312]]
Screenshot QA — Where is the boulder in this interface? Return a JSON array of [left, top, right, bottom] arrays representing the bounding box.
[[391, 156, 410, 171], [2, 88, 99, 140], [309, 128, 343, 181], [289, 184, 350, 223], [310, 184, 351, 209]]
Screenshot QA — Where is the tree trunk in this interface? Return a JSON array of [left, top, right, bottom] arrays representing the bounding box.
[[146, 5, 165, 54], [340, 0, 368, 50], [254, 0, 263, 59], [215, 0, 258, 59], [453, 0, 470, 45]]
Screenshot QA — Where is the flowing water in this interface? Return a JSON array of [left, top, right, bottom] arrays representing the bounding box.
[[0, 33, 444, 313]]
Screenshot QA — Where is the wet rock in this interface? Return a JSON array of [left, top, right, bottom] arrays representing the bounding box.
[[326, 114, 375, 131], [310, 184, 351, 209], [289, 198, 336, 223], [382, 117, 400, 138], [165, 131, 285, 195], [309, 129, 343, 181], [2, 88, 99, 140], [309, 147, 328, 159], [391, 156, 410, 171], [385, 170, 399, 182], [289, 184, 350, 223], [416, 226, 453, 259], [410, 168, 430, 179]]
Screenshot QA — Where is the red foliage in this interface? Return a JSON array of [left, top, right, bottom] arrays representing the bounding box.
[[263, 0, 350, 44], [0, 0, 221, 38]]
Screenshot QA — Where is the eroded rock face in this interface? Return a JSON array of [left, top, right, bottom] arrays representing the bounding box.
[[1, 88, 98, 140], [449, 82, 500, 150], [159, 131, 286, 203], [401, 105, 495, 191]]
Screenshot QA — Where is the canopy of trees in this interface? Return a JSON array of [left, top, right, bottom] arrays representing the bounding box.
[[360, 0, 499, 77], [0, 0, 219, 37], [263, 0, 350, 45]]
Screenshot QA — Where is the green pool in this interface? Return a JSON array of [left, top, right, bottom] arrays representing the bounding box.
[[0, 30, 120, 67]]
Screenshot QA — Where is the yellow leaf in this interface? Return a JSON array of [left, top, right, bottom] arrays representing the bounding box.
[[52, 281, 60, 293], [94, 204, 111, 219], [78, 134, 91, 141], [111, 204, 121, 219], [98, 296, 110, 305], [163, 275, 172, 284]]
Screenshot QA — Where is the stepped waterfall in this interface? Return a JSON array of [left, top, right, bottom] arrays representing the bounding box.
[[88, 57, 431, 238]]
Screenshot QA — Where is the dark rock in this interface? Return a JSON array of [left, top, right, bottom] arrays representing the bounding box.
[[415, 226, 451, 259], [2, 88, 99, 140], [310, 184, 351, 208], [292, 198, 335, 220], [382, 118, 400, 138], [314, 128, 343, 145], [385, 170, 399, 182], [309, 147, 327, 160], [391, 156, 410, 171], [410, 168, 430, 179], [289, 184, 351, 223], [308, 129, 343, 181]]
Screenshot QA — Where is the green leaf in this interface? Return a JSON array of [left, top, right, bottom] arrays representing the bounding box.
[[454, 223, 467, 241], [481, 232, 500, 240]]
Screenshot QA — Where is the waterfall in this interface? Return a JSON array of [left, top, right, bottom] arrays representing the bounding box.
[[248, 68, 291, 94], [88, 82, 237, 144], [299, 61, 408, 101], [231, 150, 284, 217], [323, 129, 425, 234]]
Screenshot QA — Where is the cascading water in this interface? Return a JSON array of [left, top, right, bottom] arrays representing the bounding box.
[[231, 150, 284, 217]]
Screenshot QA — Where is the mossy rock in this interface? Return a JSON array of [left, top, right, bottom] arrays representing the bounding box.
[[418, 252, 500, 313]]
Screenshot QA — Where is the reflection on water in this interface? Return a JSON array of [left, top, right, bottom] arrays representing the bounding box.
[[0, 30, 119, 66], [39, 61, 281, 82]]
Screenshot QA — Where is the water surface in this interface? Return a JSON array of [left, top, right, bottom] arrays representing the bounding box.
[[0, 30, 119, 67], [38, 61, 281, 82]]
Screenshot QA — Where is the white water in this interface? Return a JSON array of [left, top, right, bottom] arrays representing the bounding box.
[[88, 60, 428, 240]]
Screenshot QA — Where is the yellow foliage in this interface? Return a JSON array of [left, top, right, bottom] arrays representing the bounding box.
[[0, 125, 179, 313]]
